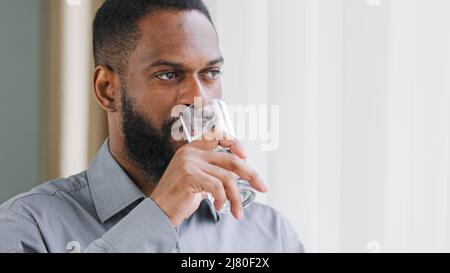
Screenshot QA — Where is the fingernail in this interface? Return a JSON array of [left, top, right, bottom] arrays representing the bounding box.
[[236, 211, 242, 220]]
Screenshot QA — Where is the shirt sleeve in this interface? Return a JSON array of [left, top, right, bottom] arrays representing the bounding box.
[[84, 198, 178, 253], [0, 208, 48, 253], [279, 215, 305, 253]]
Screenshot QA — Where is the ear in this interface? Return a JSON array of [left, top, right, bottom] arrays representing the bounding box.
[[93, 65, 121, 113]]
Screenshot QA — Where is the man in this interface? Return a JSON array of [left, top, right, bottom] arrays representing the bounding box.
[[0, 0, 304, 253]]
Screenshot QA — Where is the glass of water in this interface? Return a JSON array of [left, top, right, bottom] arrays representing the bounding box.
[[178, 99, 256, 214]]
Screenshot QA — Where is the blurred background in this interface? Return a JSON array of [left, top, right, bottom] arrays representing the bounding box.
[[1, 0, 450, 253]]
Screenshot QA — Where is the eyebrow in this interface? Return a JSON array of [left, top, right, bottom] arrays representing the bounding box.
[[207, 57, 224, 66], [147, 57, 224, 70]]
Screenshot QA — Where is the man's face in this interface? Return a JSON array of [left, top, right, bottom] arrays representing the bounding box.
[[119, 10, 223, 181]]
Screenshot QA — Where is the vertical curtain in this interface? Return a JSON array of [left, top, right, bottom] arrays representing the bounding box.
[[44, 0, 107, 180], [383, 0, 450, 252], [205, 0, 343, 253], [205, 0, 450, 252]]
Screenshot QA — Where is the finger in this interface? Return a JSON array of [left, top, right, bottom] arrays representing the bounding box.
[[187, 192, 208, 219], [208, 130, 247, 159], [217, 139, 247, 160], [189, 130, 247, 159], [189, 135, 219, 152], [193, 170, 227, 211], [201, 163, 243, 220], [203, 151, 268, 193]]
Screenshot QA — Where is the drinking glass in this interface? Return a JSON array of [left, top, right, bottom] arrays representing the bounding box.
[[178, 99, 256, 213]]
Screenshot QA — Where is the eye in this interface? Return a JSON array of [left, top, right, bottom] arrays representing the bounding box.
[[155, 71, 179, 80], [203, 70, 222, 80]]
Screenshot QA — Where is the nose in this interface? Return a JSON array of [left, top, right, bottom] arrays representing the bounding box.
[[177, 76, 210, 106]]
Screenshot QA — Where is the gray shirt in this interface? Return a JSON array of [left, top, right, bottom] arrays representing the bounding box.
[[0, 141, 304, 253]]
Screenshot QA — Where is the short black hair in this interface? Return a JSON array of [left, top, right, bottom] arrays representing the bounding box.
[[93, 0, 213, 75]]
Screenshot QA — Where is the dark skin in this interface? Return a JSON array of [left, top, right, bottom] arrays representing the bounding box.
[[93, 10, 267, 227]]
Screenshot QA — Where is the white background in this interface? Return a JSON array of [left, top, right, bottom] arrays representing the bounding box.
[[202, 0, 450, 252]]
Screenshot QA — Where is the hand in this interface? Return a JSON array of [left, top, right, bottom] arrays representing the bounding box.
[[150, 133, 268, 227]]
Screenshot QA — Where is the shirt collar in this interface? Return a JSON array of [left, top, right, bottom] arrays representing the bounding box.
[[206, 199, 221, 222], [87, 140, 145, 223], [189, 199, 221, 223], [87, 140, 220, 224]]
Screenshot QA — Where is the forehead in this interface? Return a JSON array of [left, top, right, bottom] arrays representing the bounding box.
[[133, 10, 220, 67]]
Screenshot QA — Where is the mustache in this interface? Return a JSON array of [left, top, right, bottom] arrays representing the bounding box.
[[161, 116, 179, 137]]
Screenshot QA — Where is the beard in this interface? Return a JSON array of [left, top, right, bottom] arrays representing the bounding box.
[[120, 88, 177, 182]]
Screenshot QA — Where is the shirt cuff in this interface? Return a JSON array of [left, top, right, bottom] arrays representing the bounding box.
[[91, 198, 177, 253]]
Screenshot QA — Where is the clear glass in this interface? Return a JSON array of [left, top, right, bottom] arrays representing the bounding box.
[[179, 99, 256, 214]]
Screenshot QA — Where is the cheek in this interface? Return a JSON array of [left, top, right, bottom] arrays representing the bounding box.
[[124, 71, 178, 126], [137, 89, 177, 120], [211, 82, 223, 99], [217, 88, 223, 99], [147, 104, 172, 129]]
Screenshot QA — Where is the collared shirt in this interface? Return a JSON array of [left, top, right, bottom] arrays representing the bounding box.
[[0, 141, 304, 253]]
